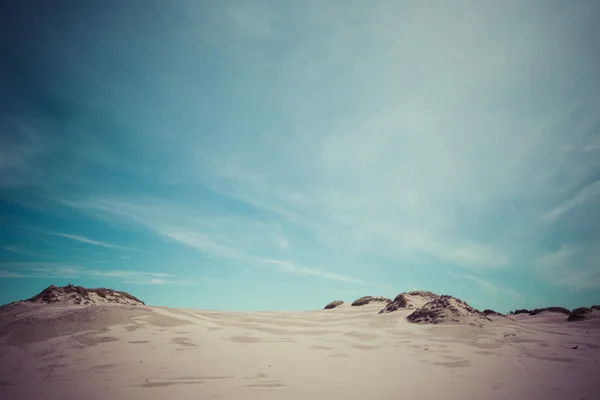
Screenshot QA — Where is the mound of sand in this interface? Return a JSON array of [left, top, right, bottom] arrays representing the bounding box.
[[406, 295, 490, 325], [324, 300, 344, 309], [25, 284, 145, 306], [351, 296, 391, 307], [377, 291, 490, 325], [591, 305, 600, 311], [379, 291, 439, 314]]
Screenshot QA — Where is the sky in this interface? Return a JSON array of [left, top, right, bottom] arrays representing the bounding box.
[[1, 0, 599, 312]]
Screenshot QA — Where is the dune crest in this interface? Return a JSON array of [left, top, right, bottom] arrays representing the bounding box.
[[351, 296, 391, 306], [379, 291, 490, 325], [379, 291, 439, 313], [482, 309, 504, 317], [324, 300, 344, 309], [529, 307, 570, 316], [405, 295, 491, 325], [25, 284, 145, 306], [567, 307, 595, 322]]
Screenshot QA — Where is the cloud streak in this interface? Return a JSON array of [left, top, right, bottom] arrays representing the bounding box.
[[61, 198, 372, 285], [2, 246, 50, 258], [159, 224, 365, 284], [0, 262, 198, 286], [535, 245, 600, 290], [456, 273, 523, 301], [35, 230, 138, 252], [542, 180, 600, 223]]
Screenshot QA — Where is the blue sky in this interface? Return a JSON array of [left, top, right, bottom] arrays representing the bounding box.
[[1, 0, 599, 312]]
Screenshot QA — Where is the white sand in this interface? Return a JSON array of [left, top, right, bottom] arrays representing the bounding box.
[[1, 302, 599, 399]]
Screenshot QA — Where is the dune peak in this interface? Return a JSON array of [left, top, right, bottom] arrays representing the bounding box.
[[351, 296, 391, 307], [405, 295, 491, 325], [324, 300, 344, 309], [25, 283, 145, 306]]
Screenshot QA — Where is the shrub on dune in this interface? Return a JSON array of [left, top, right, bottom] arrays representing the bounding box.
[[324, 300, 344, 309], [351, 296, 391, 307], [529, 307, 570, 316], [567, 307, 592, 322]]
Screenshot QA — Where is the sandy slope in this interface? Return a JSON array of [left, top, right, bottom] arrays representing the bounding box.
[[1, 302, 599, 400]]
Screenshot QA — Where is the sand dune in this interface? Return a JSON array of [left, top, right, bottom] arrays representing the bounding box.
[[1, 288, 600, 399], [378, 292, 491, 326], [405, 295, 491, 326], [379, 290, 439, 313], [20, 284, 146, 307]]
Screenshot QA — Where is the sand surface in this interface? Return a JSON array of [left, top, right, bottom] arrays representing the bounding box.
[[1, 302, 599, 399]]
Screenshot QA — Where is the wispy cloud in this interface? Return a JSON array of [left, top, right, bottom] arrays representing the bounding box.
[[536, 245, 600, 290], [454, 273, 523, 301], [538, 245, 576, 268], [35, 230, 138, 252], [160, 227, 247, 262], [60, 197, 373, 285], [0, 115, 55, 189], [122, 277, 199, 286], [85, 269, 171, 278], [159, 224, 395, 290], [162, 226, 364, 284], [541, 266, 600, 291], [259, 258, 363, 284], [0, 262, 82, 279], [0, 270, 32, 278], [0, 262, 199, 286], [541, 180, 600, 223], [2, 246, 50, 258]]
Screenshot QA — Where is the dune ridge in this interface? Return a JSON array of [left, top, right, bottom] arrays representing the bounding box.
[[350, 296, 391, 307], [324, 300, 344, 309], [22, 284, 145, 306], [378, 290, 440, 313]]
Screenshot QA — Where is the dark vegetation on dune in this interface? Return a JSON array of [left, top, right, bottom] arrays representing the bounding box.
[[378, 291, 441, 314], [405, 295, 490, 324], [507, 306, 598, 321], [406, 307, 443, 324], [529, 307, 570, 316], [378, 292, 494, 325], [324, 300, 344, 309], [405, 290, 437, 297], [339, 292, 598, 324], [378, 293, 410, 314], [567, 307, 593, 322], [482, 309, 503, 316], [28, 284, 73, 304], [351, 296, 391, 307], [27, 284, 145, 305]]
